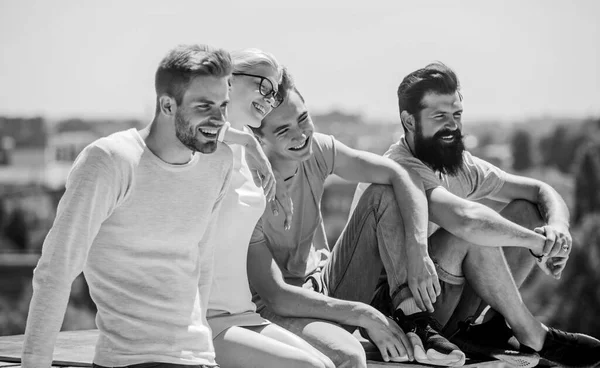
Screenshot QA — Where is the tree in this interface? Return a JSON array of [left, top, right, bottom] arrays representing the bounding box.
[[540, 124, 589, 173], [5, 208, 29, 251], [573, 139, 600, 224], [511, 129, 533, 171], [546, 214, 600, 335]]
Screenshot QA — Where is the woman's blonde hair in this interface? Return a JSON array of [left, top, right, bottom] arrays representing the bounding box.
[[231, 48, 283, 84]]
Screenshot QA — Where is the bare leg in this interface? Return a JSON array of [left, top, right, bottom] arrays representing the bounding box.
[[255, 324, 335, 368], [259, 307, 369, 368], [212, 324, 334, 368], [461, 244, 546, 350], [498, 200, 542, 287], [428, 224, 546, 350], [444, 199, 543, 330]]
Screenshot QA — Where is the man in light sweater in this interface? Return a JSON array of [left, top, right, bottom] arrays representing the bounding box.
[[22, 44, 235, 368]]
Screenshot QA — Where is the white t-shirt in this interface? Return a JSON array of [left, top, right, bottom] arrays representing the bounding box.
[[21, 128, 232, 368]]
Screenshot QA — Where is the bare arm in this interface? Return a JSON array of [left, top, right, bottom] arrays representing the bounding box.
[[247, 241, 414, 362], [490, 173, 572, 277], [333, 141, 429, 256], [333, 141, 438, 311], [490, 173, 570, 231], [221, 126, 276, 201], [428, 186, 547, 254], [223, 126, 295, 227]]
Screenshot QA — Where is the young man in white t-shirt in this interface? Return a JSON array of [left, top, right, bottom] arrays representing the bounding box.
[[20, 44, 270, 368]]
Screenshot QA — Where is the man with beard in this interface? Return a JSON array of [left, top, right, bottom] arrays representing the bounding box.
[[349, 62, 600, 368], [21, 44, 274, 368]]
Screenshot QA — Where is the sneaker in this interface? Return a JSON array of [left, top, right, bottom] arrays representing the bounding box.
[[393, 310, 466, 367], [450, 314, 540, 368], [534, 327, 600, 368]]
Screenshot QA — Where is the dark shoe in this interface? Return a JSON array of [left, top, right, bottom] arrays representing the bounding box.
[[534, 327, 600, 368], [450, 314, 540, 368], [393, 310, 465, 367]]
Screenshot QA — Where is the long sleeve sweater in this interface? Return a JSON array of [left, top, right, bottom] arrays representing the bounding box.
[[21, 128, 232, 367]]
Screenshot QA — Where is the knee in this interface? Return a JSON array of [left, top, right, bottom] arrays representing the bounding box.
[[335, 343, 367, 368], [303, 355, 333, 368], [363, 184, 395, 204], [361, 184, 403, 221], [501, 199, 543, 229], [319, 356, 336, 368]]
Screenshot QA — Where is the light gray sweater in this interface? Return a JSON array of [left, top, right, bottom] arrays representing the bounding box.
[[21, 129, 232, 367]]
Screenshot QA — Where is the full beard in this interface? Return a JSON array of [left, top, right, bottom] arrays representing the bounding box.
[[414, 122, 465, 176], [175, 112, 217, 154]]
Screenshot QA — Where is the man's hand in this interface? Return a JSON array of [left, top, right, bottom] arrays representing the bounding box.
[[533, 225, 572, 279], [269, 170, 293, 230], [534, 253, 569, 279], [244, 138, 275, 201], [361, 309, 415, 363], [407, 248, 441, 313], [534, 224, 572, 258]]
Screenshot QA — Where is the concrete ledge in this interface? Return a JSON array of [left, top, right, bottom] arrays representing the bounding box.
[[0, 329, 504, 368]]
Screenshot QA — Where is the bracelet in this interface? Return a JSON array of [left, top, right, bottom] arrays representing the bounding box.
[[217, 121, 231, 142], [529, 249, 544, 261]]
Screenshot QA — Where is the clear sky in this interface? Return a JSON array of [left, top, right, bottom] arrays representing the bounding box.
[[0, 0, 598, 123]]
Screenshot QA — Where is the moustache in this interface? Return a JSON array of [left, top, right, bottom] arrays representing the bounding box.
[[434, 129, 463, 140]]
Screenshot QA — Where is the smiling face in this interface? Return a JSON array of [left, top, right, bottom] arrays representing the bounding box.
[[229, 64, 279, 128], [259, 89, 314, 162], [174, 75, 230, 154], [411, 91, 465, 175]]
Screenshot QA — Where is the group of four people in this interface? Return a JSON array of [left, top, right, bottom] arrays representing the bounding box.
[[21, 44, 600, 368]]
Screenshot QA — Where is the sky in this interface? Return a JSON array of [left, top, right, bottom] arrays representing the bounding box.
[[0, 0, 598, 123]]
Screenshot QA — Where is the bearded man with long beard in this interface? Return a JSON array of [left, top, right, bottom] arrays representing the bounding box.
[[348, 62, 600, 368]]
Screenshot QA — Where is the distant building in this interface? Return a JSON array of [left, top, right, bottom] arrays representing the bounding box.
[[0, 116, 140, 189]]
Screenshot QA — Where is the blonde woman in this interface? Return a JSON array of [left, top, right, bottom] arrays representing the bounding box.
[[207, 49, 333, 368]]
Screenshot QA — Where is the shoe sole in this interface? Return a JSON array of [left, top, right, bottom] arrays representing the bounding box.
[[490, 350, 540, 368]]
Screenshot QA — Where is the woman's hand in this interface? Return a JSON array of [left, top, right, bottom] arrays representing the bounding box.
[[244, 137, 276, 201]]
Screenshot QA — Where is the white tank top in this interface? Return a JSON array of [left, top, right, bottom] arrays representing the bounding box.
[[207, 142, 266, 315]]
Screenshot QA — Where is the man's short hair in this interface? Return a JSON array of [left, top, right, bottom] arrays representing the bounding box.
[[397, 62, 462, 132], [155, 44, 232, 107], [252, 66, 300, 136]]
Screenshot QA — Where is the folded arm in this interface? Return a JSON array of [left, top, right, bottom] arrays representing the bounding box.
[[333, 141, 437, 311], [428, 186, 547, 253], [222, 125, 276, 201], [490, 173, 572, 277]]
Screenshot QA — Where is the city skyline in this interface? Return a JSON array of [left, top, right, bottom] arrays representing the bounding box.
[[0, 0, 598, 123]]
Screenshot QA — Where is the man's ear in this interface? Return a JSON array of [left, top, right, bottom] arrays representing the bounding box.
[[158, 95, 176, 116], [400, 111, 416, 133]]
